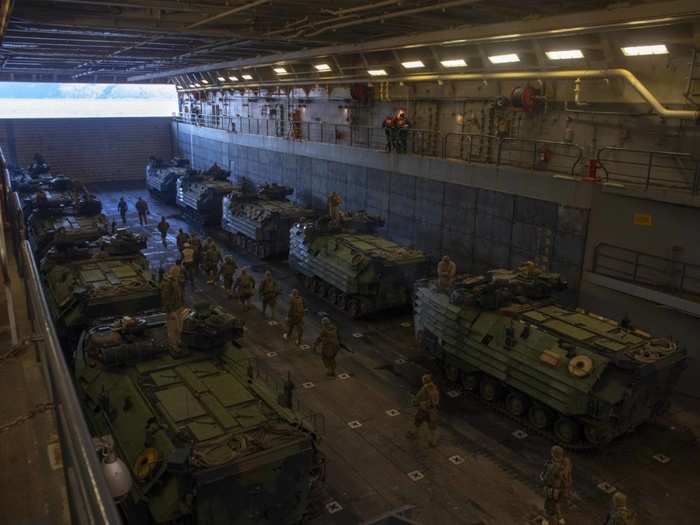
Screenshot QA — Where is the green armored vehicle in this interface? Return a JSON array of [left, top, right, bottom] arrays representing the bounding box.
[[289, 214, 429, 317], [28, 211, 109, 257], [222, 180, 317, 258], [42, 231, 160, 335], [176, 163, 236, 225], [75, 307, 322, 524], [414, 266, 688, 447]]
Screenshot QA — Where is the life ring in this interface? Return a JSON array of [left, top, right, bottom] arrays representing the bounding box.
[[568, 355, 594, 378], [133, 447, 159, 481]]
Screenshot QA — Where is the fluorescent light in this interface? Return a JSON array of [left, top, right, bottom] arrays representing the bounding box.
[[189, 84, 195, 88], [315, 63, 331, 72], [217, 76, 226, 82], [241, 74, 253, 80], [402, 60, 425, 69], [441, 59, 467, 68], [546, 49, 584, 60], [194, 83, 201, 87], [201, 79, 209, 84], [273, 67, 288, 74], [228, 75, 238, 81], [368, 69, 388, 76], [489, 53, 520, 64], [621, 44, 668, 56]]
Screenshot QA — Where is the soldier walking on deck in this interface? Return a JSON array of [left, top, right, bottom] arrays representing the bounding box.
[[161, 272, 185, 350], [437, 255, 457, 290], [407, 374, 440, 447], [259, 271, 280, 319], [117, 197, 128, 224], [314, 317, 340, 377], [190, 234, 203, 270], [181, 243, 195, 285], [167, 261, 186, 297], [219, 256, 237, 298], [136, 197, 150, 225], [204, 242, 222, 284], [541, 445, 569, 525], [604, 492, 637, 525], [283, 289, 305, 345], [176, 229, 189, 254], [233, 267, 255, 310], [157, 216, 170, 246]]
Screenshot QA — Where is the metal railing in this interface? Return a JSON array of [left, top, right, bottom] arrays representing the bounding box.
[[0, 143, 122, 524], [442, 132, 583, 176], [176, 114, 583, 176], [593, 243, 700, 298], [597, 146, 700, 195], [20, 238, 124, 524]]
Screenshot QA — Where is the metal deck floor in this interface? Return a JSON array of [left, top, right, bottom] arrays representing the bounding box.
[[0, 224, 69, 525], [89, 182, 700, 525]]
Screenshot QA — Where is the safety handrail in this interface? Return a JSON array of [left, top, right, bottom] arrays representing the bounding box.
[[596, 146, 700, 195], [175, 114, 587, 176], [593, 242, 700, 296], [21, 240, 123, 525]]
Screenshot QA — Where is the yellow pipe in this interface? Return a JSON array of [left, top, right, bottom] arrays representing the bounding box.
[[180, 68, 699, 121]]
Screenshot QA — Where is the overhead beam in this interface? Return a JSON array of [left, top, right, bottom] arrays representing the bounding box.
[[129, 0, 700, 81]]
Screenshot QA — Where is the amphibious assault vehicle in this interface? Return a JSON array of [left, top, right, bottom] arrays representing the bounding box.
[[28, 211, 109, 257], [176, 163, 236, 225], [75, 307, 323, 524], [146, 156, 191, 204], [289, 214, 429, 317], [42, 231, 160, 335], [222, 181, 317, 258], [414, 266, 688, 447]]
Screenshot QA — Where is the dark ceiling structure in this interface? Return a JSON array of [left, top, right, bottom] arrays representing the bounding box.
[[0, 0, 679, 83]]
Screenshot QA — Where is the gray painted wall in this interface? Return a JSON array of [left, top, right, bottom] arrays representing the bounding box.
[[175, 122, 589, 302]]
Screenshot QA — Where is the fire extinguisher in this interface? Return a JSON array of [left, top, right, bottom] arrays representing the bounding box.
[[538, 145, 551, 163], [586, 159, 600, 180]]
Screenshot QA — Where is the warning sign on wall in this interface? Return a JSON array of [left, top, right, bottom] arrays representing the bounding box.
[[633, 213, 653, 226]]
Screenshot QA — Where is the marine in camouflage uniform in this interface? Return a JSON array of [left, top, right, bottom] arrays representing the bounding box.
[[407, 374, 440, 447], [258, 271, 280, 319], [314, 317, 339, 376], [219, 256, 237, 298], [233, 268, 255, 310], [167, 262, 186, 296], [204, 243, 222, 284], [176, 229, 189, 254], [181, 243, 196, 284], [190, 234, 202, 270], [541, 445, 568, 525], [283, 289, 305, 345], [157, 216, 170, 246], [437, 255, 457, 290], [604, 492, 636, 525], [161, 274, 185, 350], [327, 192, 343, 222]]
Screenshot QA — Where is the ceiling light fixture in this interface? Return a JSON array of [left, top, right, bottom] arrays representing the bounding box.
[[241, 74, 253, 80], [273, 67, 288, 74], [621, 44, 668, 56], [194, 83, 201, 87], [201, 79, 209, 84], [315, 63, 331, 72], [545, 49, 584, 60], [402, 60, 425, 69], [488, 53, 520, 64], [441, 59, 467, 68], [228, 75, 238, 81], [188, 84, 195, 88], [217, 76, 226, 82], [367, 69, 388, 76]]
